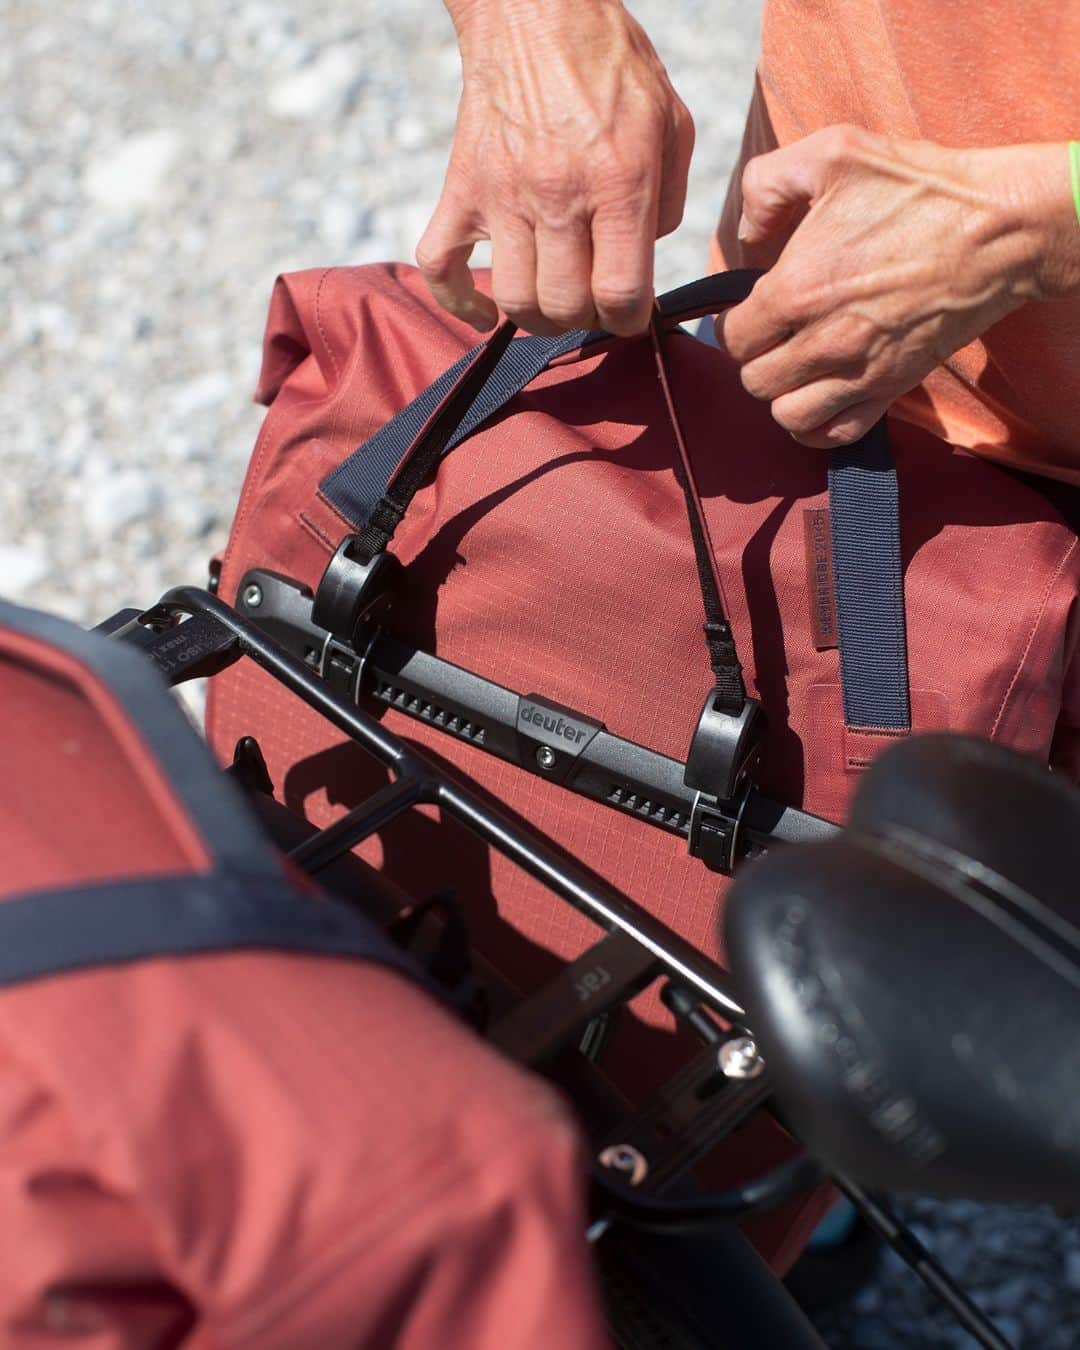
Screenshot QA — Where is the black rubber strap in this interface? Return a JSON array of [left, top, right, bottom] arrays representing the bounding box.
[[650, 308, 745, 713], [352, 318, 519, 563]]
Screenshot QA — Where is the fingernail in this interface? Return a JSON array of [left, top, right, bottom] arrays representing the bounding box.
[[467, 304, 497, 332], [737, 211, 751, 242]]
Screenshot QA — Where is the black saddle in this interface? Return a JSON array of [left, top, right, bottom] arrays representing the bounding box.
[[724, 734, 1080, 1205]]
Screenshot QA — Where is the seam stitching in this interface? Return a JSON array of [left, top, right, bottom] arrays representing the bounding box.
[[314, 267, 341, 385], [297, 510, 335, 552], [990, 534, 1078, 741]]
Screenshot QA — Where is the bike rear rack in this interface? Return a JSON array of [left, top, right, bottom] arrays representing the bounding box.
[[99, 586, 1014, 1350]]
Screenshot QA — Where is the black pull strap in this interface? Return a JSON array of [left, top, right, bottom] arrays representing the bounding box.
[[649, 309, 746, 714]]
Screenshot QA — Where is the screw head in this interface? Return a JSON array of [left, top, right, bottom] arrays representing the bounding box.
[[242, 583, 263, 609], [598, 1143, 649, 1186], [718, 1035, 765, 1080], [535, 745, 557, 771]]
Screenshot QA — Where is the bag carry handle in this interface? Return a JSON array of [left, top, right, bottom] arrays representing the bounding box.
[[318, 272, 910, 734], [321, 271, 766, 541]]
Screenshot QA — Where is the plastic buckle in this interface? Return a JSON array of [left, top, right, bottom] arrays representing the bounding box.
[[315, 624, 379, 699], [688, 780, 752, 875], [317, 634, 362, 697], [684, 693, 765, 804], [683, 693, 765, 874], [311, 536, 402, 643]]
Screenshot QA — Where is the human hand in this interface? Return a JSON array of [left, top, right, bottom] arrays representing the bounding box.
[[717, 129, 1080, 448], [419, 0, 694, 336]]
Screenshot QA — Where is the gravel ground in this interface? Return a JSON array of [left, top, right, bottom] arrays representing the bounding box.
[[1, 0, 754, 624], [3, 2, 1077, 1346], [804, 1195, 1080, 1349]]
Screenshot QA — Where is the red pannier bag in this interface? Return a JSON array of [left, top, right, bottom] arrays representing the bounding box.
[[0, 601, 607, 1350], [207, 263, 1080, 1271]]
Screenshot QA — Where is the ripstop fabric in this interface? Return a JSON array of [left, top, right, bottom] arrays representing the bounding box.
[[0, 601, 607, 1349], [317, 271, 912, 734], [207, 261, 1080, 1273]]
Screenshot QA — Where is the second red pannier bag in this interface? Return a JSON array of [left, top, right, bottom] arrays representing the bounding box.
[[0, 599, 605, 1349], [207, 262, 1080, 1270]]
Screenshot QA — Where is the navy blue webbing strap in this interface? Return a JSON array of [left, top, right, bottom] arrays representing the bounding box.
[[323, 326, 587, 544], [829, 428, 911, 730], [0, 601, 434, 991], [0, 872, 427, 989], [320, 273, 763, 533], [319, 272, 910, 734]]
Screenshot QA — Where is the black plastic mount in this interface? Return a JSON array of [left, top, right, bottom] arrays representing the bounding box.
[[311, 536, 402, 643], [683, 694, 767, 874], [104, 583, 750, 1022], [235, 568, 834, 873], [685, 693, 766, 804]]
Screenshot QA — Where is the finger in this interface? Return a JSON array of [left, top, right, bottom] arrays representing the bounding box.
[[491, 217, 557, 336], [739, 125, 853, 245], [715, 276, 795, 364], [786, 395, 892, 450], [416, 196, 498, 332], [591, 190, 658, 337], [739, 320, 869, 403], [535, 217, 597, 331], [657, 102, 695, 238], [770, 376, 883, 440]]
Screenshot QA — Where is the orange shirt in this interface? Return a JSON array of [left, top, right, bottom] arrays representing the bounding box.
[[711, 0, 1080, 484]]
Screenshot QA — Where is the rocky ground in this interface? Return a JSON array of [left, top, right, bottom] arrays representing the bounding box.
[[1, 0, 753, 624], [3, 1, 1077, 1345], [804, 1195, 1080, 1349]]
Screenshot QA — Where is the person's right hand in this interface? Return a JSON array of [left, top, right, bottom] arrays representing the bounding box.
[[418, 0, 694, 336]]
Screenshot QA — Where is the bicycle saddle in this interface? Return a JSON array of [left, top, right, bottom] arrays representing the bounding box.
[[724, 734, 1080, 1205]]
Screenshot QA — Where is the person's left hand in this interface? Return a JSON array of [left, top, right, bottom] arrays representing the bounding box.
[[717, 128, 1080, 447]]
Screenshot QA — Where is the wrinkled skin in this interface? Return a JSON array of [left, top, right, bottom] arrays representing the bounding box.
[[429, 3, 1080, 445], [420, 0, 694, 336], [719, 128, 1080, 446]]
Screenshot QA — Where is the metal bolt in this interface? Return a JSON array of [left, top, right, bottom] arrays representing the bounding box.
[[598, 1143, 649, 1186], [535, 745, 557, 771], [718, 1035, 765, 1080], [242, 583, 263, 609]]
